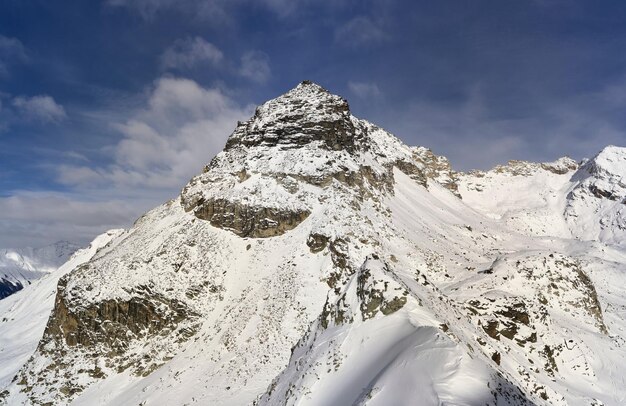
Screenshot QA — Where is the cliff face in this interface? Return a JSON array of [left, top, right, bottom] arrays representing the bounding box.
[[2, 83, 626, 406]]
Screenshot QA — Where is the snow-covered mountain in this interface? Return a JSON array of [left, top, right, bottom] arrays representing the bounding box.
[[0, 241, 80, 300], [459, 147, 625, 247], [1, 82, 625, 406], [0, 230, 123, 392]]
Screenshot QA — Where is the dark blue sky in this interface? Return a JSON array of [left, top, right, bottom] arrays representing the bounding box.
[[1, 0, 626, 247]]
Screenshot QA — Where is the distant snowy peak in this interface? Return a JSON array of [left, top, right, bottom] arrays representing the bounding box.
[[0, 241, 80, 300], [573, 145, 626, 202], [470, 156, 579, 178], [0, 241, 80, 272], [563, 146, 626, 246], [583, 145, 626, 175], [458, 145, 625, 246], [32, 241, 81, 268]]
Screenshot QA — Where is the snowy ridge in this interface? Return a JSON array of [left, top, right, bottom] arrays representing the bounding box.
[[0, 82, 625, 406], [564, 146, 626, 247], [459, 146, 626, 247]]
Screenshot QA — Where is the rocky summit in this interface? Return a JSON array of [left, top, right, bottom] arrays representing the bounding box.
[[1, 82, 626, 406]]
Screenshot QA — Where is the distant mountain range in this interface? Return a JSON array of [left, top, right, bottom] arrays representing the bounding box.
[[0, 241, 79, 300]]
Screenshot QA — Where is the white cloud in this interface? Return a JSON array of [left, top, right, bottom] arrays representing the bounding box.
[[335, 16, 389, 47], [2, 77, 253, 248], [239, 51, 271, 83], [58, 77, 253, 192], [0, 192, 140, 248], [160, 37, 223, 70], [12, 95, 66, 122], [0, 35, 28, 76], [348, 81, 381, 99]]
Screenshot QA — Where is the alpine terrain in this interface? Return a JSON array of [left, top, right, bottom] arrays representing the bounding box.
[[0, 241, 79, 300], [1, 81, 625, 406]]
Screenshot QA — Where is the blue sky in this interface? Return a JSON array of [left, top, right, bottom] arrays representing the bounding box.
[[1, 0, 626, 247]]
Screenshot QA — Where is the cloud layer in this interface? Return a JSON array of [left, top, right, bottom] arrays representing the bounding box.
[[348, 81, 381, 99], [59, 77, 252, 192], [2, 77, 252, 247], [0, 192, 138, 248], [0, 35, 27, 76], [12, 95, 66, 122], [335, 16, 389, 47], [160, 37, 223, 70], [106, 0, 310, 21]]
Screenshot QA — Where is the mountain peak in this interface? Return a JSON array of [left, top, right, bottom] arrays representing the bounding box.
[[586, 145, 626, 174], [294, 79, 327, 91], [224, 81, 355, 152], [572, 144, 626, 203]]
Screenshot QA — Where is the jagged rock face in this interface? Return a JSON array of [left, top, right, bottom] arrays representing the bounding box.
[[192, 196, 311, 238], [225, 80, 358, 153], [459, 253, 608, 386], [541, 158, 578, 174], [14, 261, 201, 404], [44, 277, 197, 352], [489, 157, 578, 177], [319, 256, 409, 329], [411, 146, 460, 195]]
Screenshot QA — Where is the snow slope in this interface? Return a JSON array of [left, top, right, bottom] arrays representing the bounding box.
[[0, 230, 123, 391], [1, 82, 625, 406], [458, 147, 625, 247], [0, 241, 80, 300]]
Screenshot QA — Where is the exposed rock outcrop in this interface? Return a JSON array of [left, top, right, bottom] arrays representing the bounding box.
[[191, 197, 311, 238], [225, 81, 358, 153], [44, 279, 197, 353]]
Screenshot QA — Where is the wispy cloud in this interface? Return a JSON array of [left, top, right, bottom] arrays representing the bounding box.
[[0, 191, 139, 248], [12, 95, 66, 122], [377, 80, 626, 171], [335, 16, 389, 48], [58, 77, 253, 191], [348, 81, 381, 99], [239, 51, 271, 83], [0, 35, 28, 76], [160, 37, 223, 70], [2, 77, 254, 247]]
